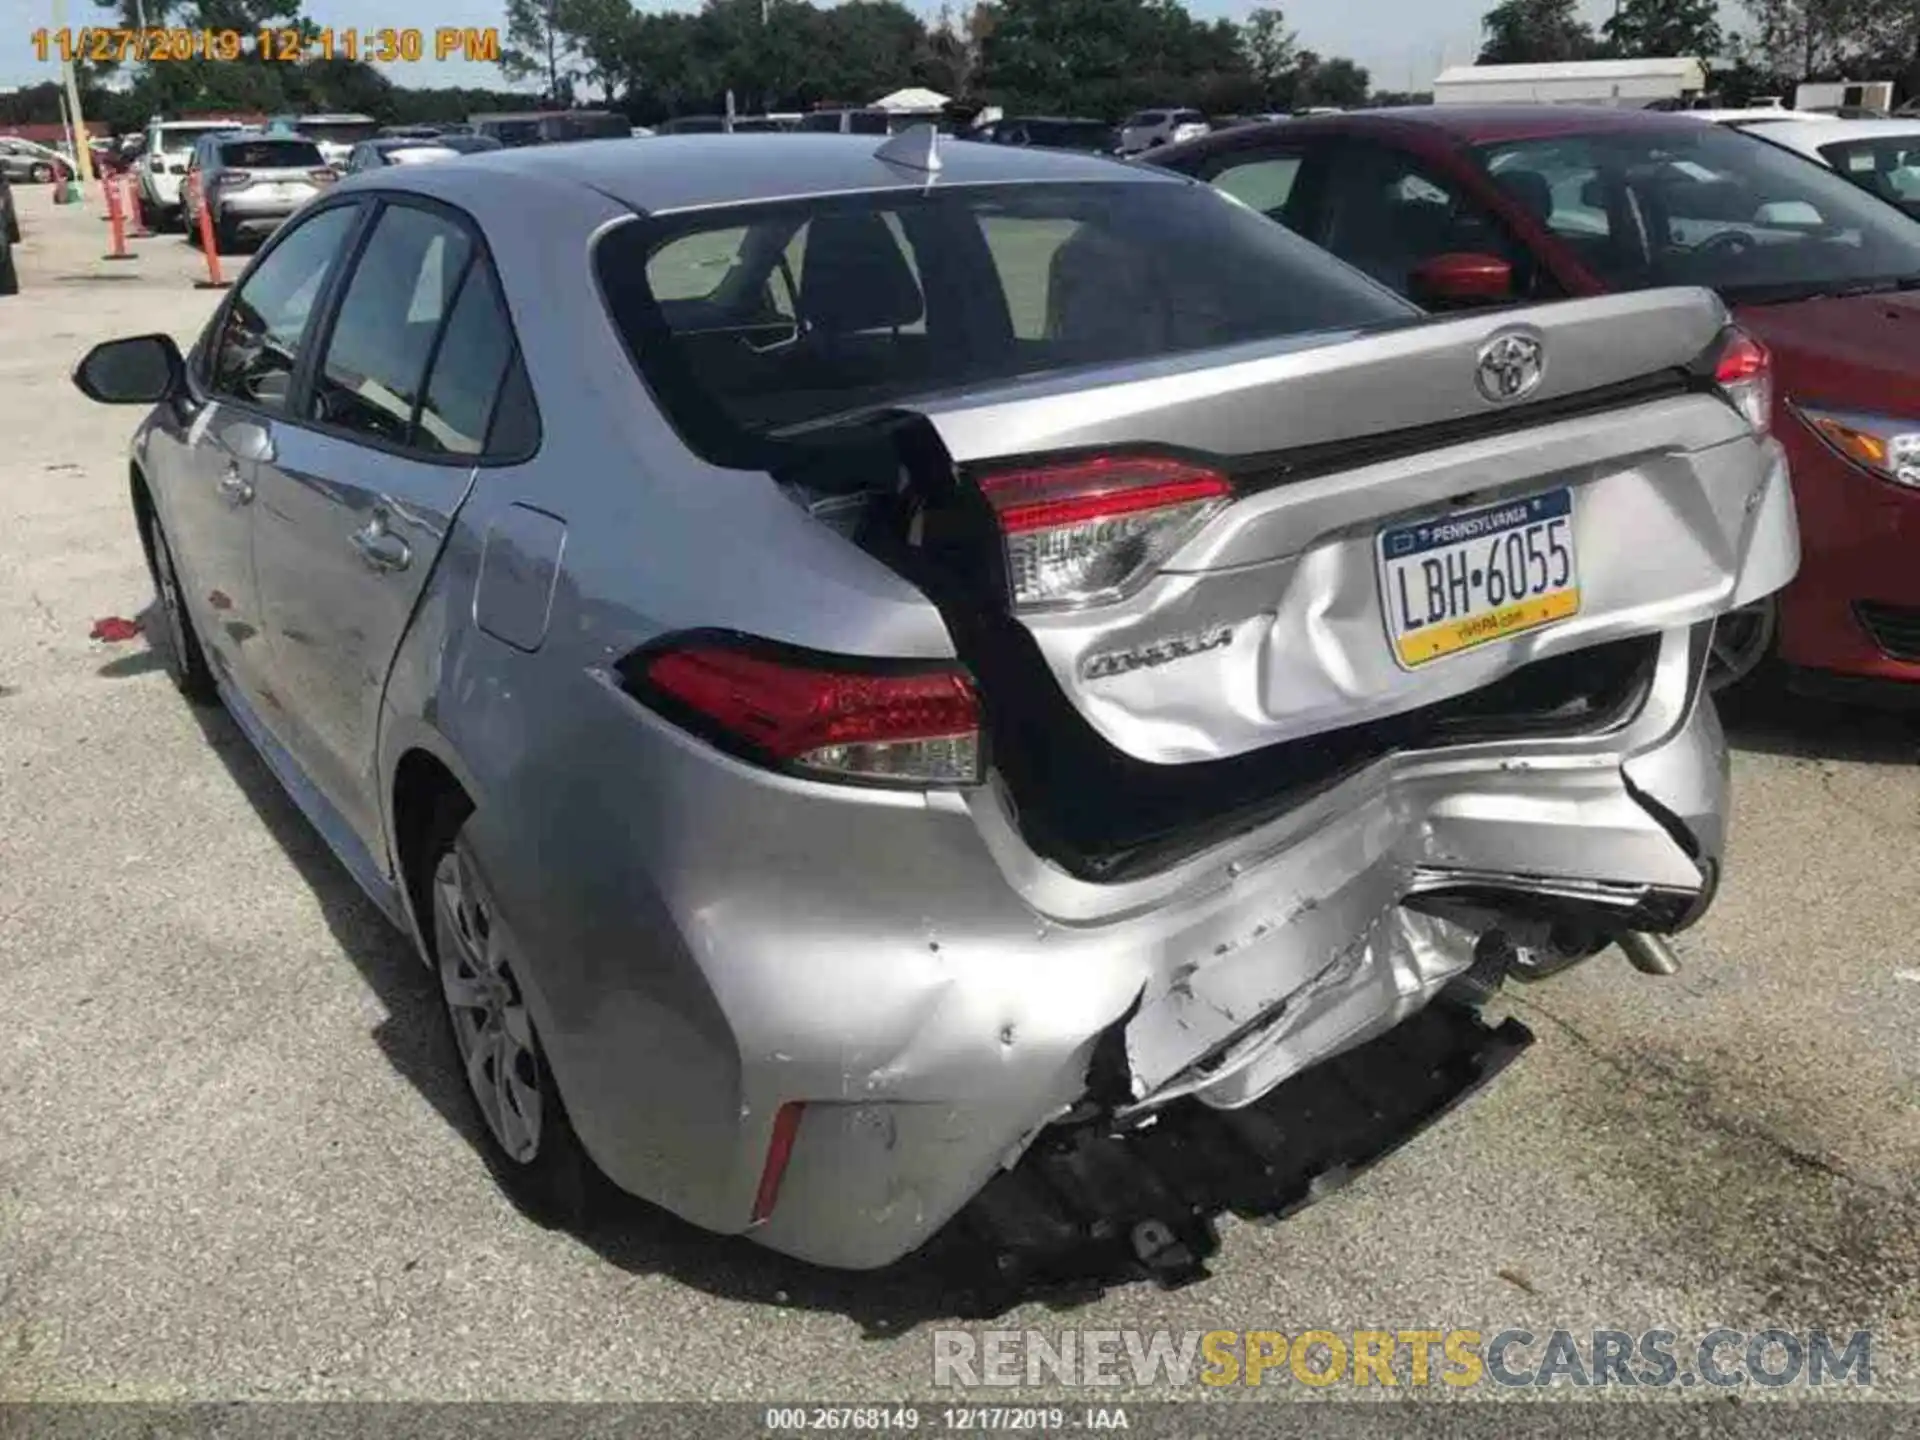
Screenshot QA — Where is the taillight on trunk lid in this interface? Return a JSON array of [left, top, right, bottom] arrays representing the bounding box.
[[620, 636, 982, 787], [974, 453, 1232, 611], [1711, 328, 1772, 436]]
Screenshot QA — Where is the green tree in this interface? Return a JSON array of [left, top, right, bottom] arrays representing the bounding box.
[[1478, 0, 1599, 63], [1604, 0, 1723, 58], [978, 0, 1258, 116], [1241, 6, 1298, 97], [502, 0, 583, 102], [1292, 52, 1369, 107]]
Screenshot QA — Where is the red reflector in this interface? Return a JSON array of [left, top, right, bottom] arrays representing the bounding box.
[[643, 645, 979, 760], [978, 454, 1232, 534], [751, 1101, 805, 1223], [1715, 330, 1770, 384]]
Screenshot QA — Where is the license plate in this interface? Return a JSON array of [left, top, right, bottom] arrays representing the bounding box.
[[1378, 488, 1580, 668]]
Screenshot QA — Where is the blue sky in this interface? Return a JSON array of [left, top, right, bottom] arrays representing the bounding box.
[[2, 0, 1627, 98]]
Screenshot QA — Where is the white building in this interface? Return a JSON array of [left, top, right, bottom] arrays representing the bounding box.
[[1433, 58, 1708, 109]]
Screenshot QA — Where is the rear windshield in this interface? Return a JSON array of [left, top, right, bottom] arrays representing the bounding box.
[[482, 120, 543, 146], [1031, 121, 1114, 149], [595, 180, 1414, 465], [157, 126, 231, 153], [1476, 125, 1920, 302], [1817, 135, 1920, 205], [220, 139, 324, 168], [298, 121, 378, 147]]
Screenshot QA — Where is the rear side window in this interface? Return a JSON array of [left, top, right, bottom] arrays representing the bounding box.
[[416, 262, 516, 456], [220, 139, 324, 169], [798, 113, 842, 133], [595, 180, 1414, 467], [309, 205, 474, 447], [1207, 155, 1303, 221], [848, 111, 890, 135]]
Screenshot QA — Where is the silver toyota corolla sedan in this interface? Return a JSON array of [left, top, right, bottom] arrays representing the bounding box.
[[72, 129, 1797, 1272]]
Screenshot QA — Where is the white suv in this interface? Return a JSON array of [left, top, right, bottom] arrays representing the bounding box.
[[1118, 108, 1209, 155], [138, 120, 241, 228]]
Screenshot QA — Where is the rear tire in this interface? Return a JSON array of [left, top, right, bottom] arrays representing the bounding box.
[[425, 811, 605, 1229], [214, 213, 239, 254], [28, 162, 52, 184], [1705, 597, 1778, 697], [141, 505, 218, 704]]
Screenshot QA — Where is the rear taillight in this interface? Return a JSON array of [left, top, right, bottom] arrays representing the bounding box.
[[976, 453, 1232, 610], [626, 638, 981, 786], [309, 167, 338, 184], [211, 169, 253, 190], [1712, 328, 1772, 436]]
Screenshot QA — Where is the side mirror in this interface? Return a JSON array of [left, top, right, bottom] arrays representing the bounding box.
[[1409, 252, 1514, 308], [72, 333, 185, 405]]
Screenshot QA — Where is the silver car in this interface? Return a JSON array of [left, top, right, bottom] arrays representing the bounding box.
[[72, 132, 1796, 1273], [182, 132, 335, 250]]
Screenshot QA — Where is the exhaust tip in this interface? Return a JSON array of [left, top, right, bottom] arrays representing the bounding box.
[[1617, 931, 1682, 977]]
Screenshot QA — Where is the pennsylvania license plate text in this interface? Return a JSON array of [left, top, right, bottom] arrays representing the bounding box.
[[1378, 488, 1580, 668]]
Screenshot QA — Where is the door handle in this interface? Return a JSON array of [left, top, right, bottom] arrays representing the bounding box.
[[350, 514, 412, 573], [217, 461, 254, 506]]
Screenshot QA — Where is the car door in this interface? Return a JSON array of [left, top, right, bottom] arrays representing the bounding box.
[[164, 200, 365, 720], [249, 196, 525, 853]]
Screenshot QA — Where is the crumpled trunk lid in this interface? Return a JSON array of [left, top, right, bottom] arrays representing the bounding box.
[[897, 286, 1760, 767]]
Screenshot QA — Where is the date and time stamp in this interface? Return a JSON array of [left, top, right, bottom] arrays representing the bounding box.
[[31, 25, 502, 64]]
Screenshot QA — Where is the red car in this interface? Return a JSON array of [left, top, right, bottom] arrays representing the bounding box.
[[1153, 107, 1920, 700]]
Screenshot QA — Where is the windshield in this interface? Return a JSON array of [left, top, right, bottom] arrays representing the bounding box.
[[220, 139, 323, 169], [596, 180, 1413, 465], [1476, 125, 1920, 301]]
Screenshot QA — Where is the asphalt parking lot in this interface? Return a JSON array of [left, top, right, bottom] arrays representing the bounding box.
[[2, 190, 1918, 1404]]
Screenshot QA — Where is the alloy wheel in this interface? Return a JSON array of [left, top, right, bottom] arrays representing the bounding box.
[[433, 847, 544, 1162]]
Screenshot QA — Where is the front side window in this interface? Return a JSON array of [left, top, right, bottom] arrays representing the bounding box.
[[309, 204, 474, 447], [207, 203, 360, 411], [1316, 142, 1544, 297], [596, 180, 1415, 465], [1476, 126, 1920, 299]]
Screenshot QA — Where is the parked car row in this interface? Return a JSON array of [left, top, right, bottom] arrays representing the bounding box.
[[0, 135, 73, 183]]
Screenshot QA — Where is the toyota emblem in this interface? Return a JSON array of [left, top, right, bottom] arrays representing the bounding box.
[[1474, 331, 1546, 404]]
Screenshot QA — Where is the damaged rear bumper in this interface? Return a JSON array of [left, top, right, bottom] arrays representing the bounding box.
[[651, 621, 1725, 1270]]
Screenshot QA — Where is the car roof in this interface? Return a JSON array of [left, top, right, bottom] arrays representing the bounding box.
[[1249, 104, 1748, 147], [393, 132, 1165, 214]]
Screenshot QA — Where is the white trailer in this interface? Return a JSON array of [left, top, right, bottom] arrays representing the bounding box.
[[1433, 58, 1707, 108], [1794, 80, 1894, 114]]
